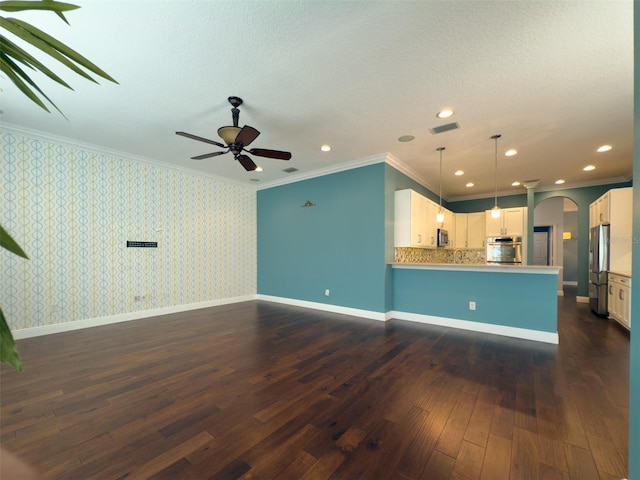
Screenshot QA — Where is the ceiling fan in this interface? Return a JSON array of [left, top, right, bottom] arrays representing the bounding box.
[[176, 96, 292, 172]]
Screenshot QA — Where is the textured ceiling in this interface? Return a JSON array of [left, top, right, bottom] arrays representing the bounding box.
[[1, 1, 633, 200]]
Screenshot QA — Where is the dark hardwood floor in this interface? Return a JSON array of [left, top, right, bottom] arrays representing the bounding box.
[[0, 287, 630, 479]]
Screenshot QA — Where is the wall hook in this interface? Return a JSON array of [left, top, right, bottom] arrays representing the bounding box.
[[301, 200, 315, 208]]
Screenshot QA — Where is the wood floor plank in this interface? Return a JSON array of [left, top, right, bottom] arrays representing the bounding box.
[[450, 440, 485, 480], [0, 290, 629, 479], [510, 426, 538, 480], [479, 433, 511, 480]]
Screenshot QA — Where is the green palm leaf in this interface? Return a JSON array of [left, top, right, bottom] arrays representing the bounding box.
[[0, 0, 117, 112]]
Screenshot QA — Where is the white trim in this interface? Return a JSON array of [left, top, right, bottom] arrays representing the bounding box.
[[563, 281, 578, 286], [447, 176, 631, 203], [576, 296, 590, 303], [391, 263, 560, 274], [257, 295, 557, 344], [256, 153, 389, 190], [384, 153, 441, 199], [11, 295, 257, 339], [388, 311, 559, 344], [256, 294, 387, 321], [557, 290, 565, 296], [1, 124, 253, 188]]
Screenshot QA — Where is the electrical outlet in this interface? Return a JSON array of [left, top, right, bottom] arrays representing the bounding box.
[[324, 289, 330, 297], [469, 301, 476, 311]]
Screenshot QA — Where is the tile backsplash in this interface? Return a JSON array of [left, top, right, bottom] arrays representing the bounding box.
[[395, 247, 485, 264]]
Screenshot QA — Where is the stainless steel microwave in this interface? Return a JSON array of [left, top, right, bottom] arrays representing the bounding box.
[[437, 228, 450, 247], [486, 236, 522, 264]]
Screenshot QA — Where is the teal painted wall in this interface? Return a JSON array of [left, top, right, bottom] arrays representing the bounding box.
[[629, 1, 639, 476], [448, 193, 527, 213], [257, 163, 387, 312], [393, 268, 557, 333]]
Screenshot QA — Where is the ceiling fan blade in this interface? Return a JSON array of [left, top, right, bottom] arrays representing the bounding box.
[[237, 154, 258, 171], [235, 126, 260, 147], [248, 148, 292, 160], [176, 131, 226, 149], [191, 151, 227, 160]]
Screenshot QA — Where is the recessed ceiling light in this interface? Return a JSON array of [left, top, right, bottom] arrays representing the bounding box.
[[397, 135, 415, 143], [511, 181, 521, 186], [583, 165, 596, 171], [320, 144, 331, 152], [555, 179, 565, 184], [454, 170, 464, 176], [466, 182, 474, 188], [255, 166, 263, 172], [597, 145, 612, 153], [505, 149, 518, 157], [436, 108, 454, 119]]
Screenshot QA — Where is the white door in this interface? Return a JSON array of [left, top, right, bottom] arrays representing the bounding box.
[[533, 231, 549, 265]]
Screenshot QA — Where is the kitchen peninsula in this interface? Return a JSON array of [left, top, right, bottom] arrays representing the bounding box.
[[391, 263, 560, 344]]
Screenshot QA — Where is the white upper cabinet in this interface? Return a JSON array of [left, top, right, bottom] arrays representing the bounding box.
[[485, 207, 527, 237], [455, 212, 485, 248], [466, 212, 486, 248], [394, 189, 429, 247]]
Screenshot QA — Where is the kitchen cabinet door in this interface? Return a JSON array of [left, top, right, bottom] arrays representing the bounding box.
[[485, 207, 526, 236], [455, 214, 468, 248], [503, 208, 525, 236], [597, 192, 610, 224], [424, 199, 439, 247], [467, 212, 486, 248], [485, 211, 503, 237], [394, 189, 429, 247], [608, 274, 631, 330]]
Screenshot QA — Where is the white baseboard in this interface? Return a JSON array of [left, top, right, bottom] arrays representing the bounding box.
[[256, 294, 388, 321], [13, 295, 559, 345], [388, 311, 559, 344], [563, 281, 578, 286], [12, 295, 257, 340], [257, 295, 557, 344], [576, 296, 590, 304]]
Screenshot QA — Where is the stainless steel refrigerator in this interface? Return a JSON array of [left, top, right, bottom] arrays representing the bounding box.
[[589, 224, 610, 316]]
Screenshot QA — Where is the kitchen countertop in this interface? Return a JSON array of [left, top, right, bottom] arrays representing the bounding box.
[[390, 263, 560, 275], [609, 270, 632, 277]]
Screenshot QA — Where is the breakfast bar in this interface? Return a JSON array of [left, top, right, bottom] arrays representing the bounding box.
[[391, 263, 560, 343]]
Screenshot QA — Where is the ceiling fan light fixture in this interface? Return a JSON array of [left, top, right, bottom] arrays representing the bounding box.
[[218, 126, 241, 145]]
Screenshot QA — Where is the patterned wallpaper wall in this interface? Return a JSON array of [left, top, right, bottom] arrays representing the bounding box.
[[1, 129, 256, 331]]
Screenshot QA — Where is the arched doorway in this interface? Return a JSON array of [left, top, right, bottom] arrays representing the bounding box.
[[533, 196, 579, 297]]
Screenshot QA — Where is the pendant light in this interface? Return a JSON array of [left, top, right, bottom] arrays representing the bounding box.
[[490, 134, 502, 219], [436, 147, 445, 223]]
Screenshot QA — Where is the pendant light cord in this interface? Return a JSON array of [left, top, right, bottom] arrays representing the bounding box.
[[437, 147, 445, 211], [491, 134, 501, 208]]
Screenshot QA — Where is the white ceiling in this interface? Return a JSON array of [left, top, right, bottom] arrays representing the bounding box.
[[1, 1, 633, 201]]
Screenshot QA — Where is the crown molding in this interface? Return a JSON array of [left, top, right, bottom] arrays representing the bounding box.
[[446, 175, 632, 203], [384, 153, 441, 199], [1, 123, 254, 189], [256, 153, 389, 190]]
